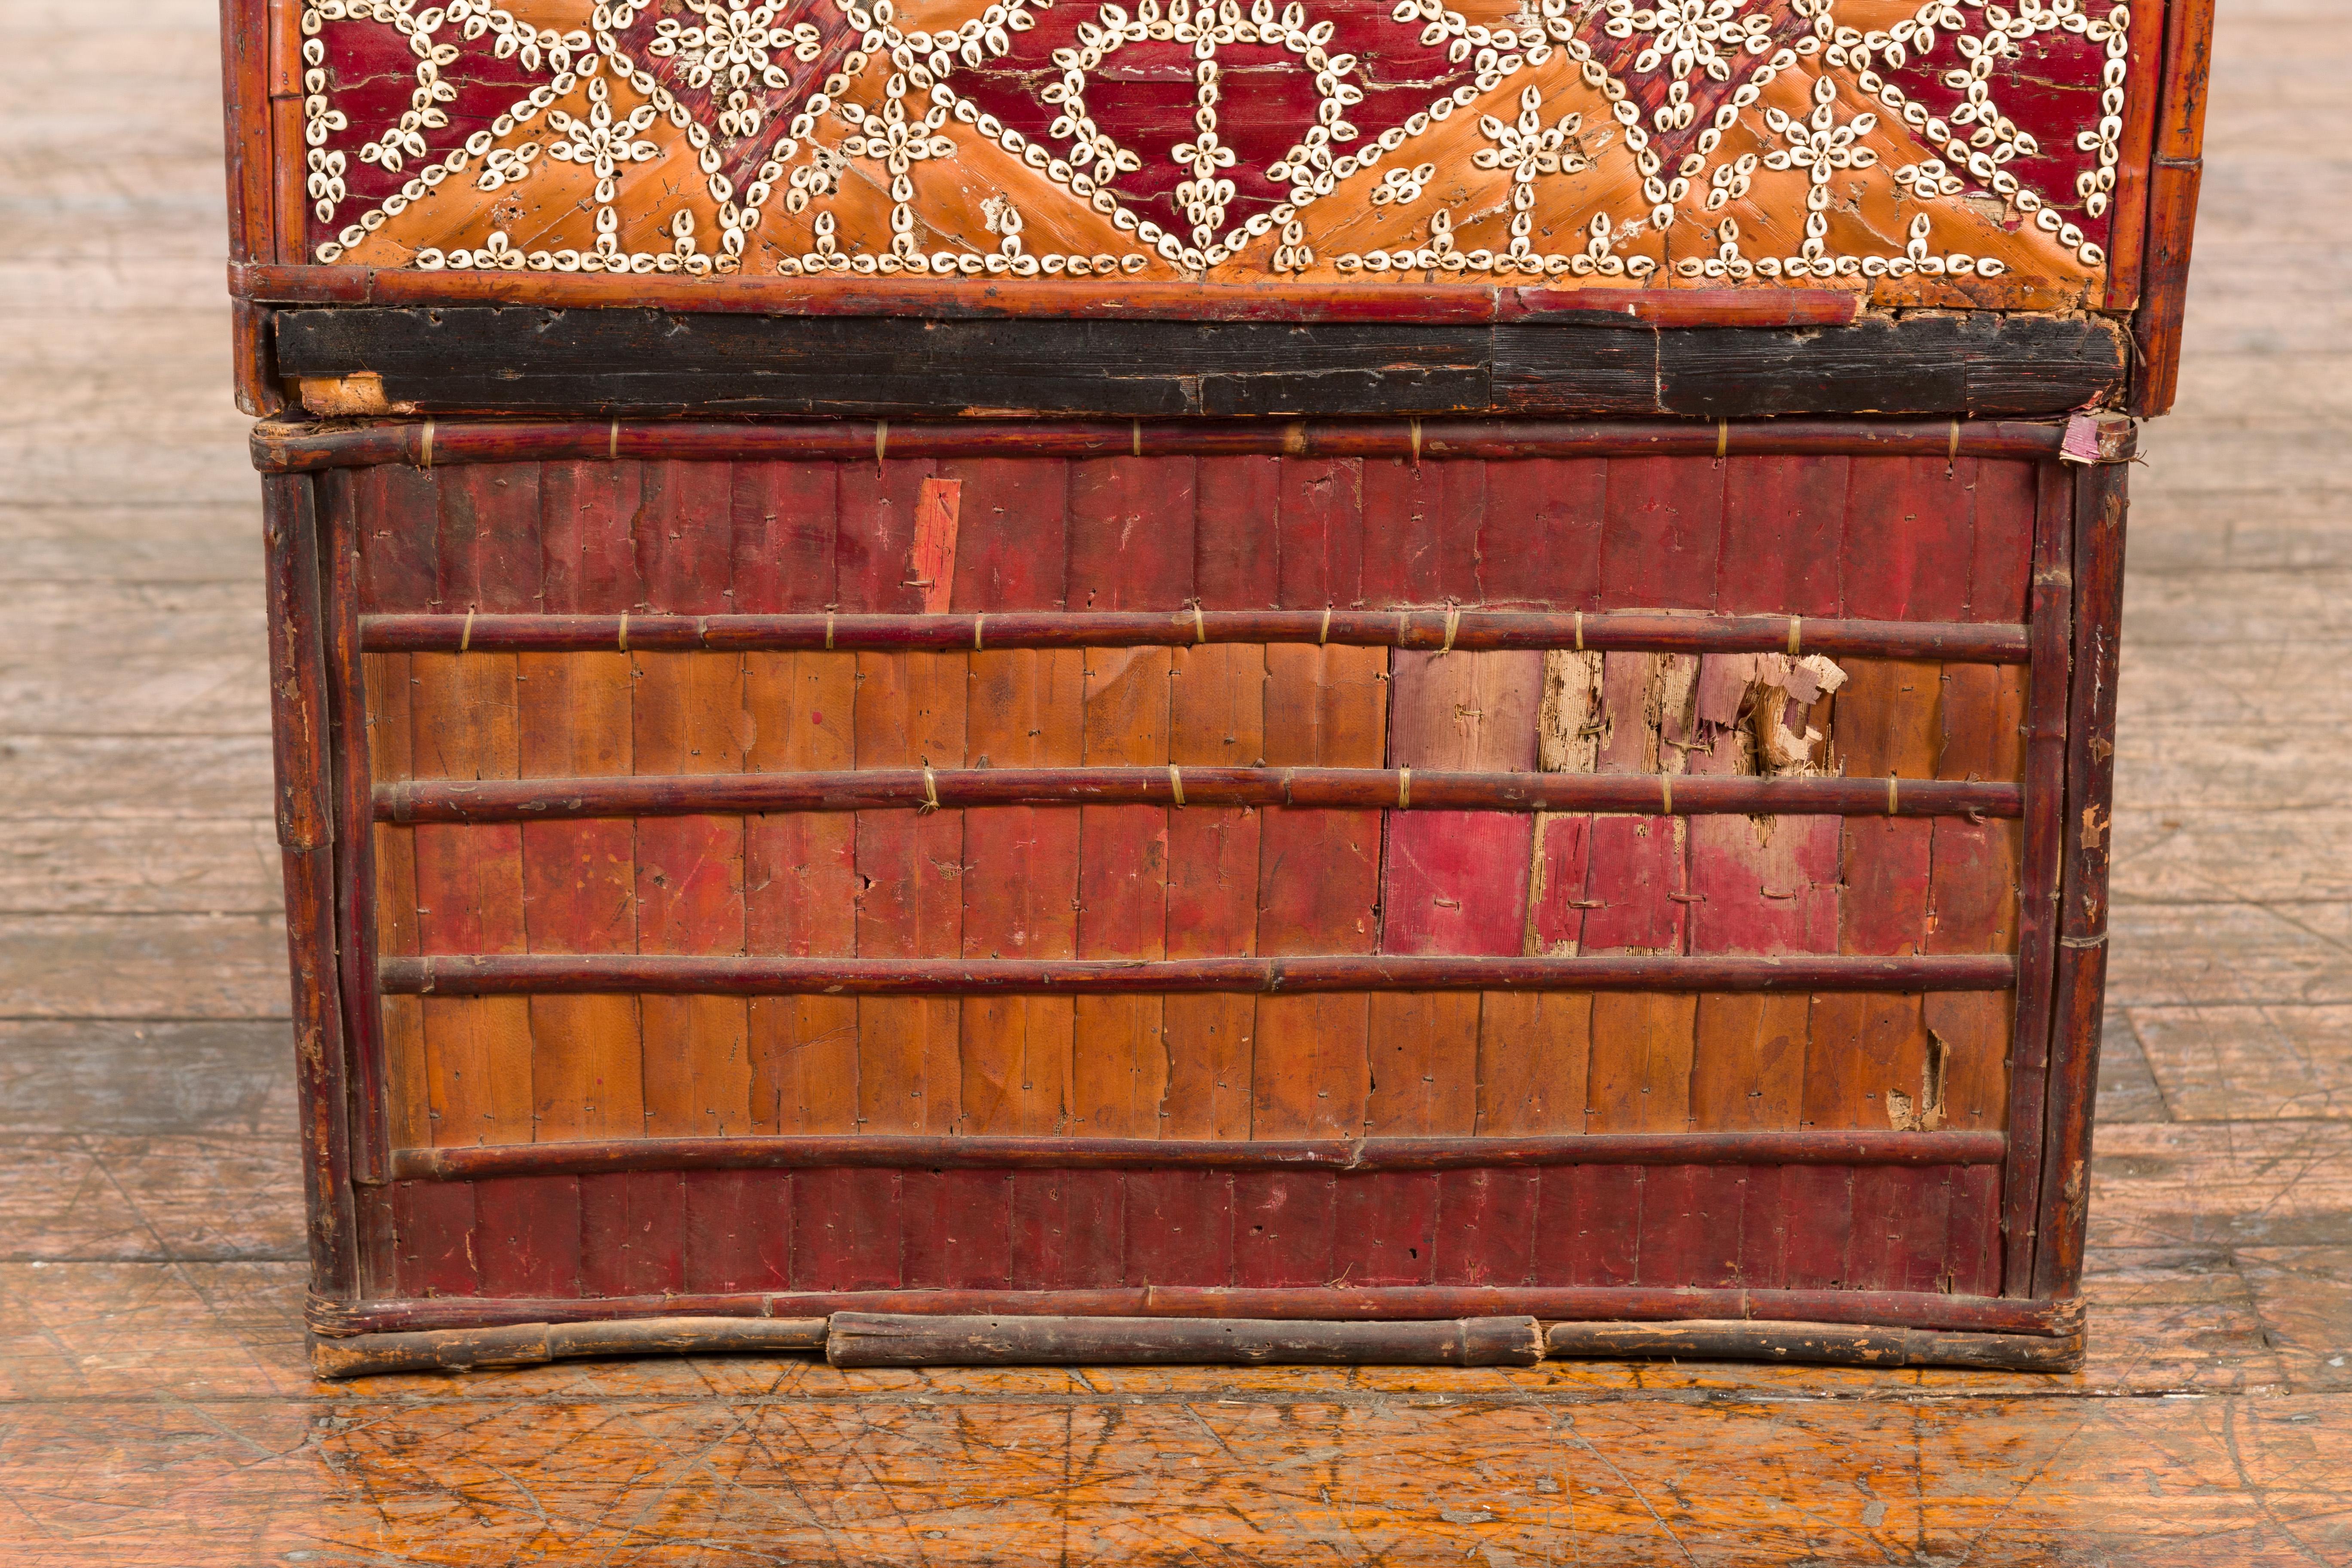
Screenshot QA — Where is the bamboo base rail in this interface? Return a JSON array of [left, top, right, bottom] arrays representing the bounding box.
[[314, 1286, 2079, 1340], [378, 952, 2016, 998], [825, 1314, 1548, 1369], [385, 1128, 2008, 1182], [379, 769, 2020, 825], [310, 1312, 2076, 1377], [359, 609, 2031, 662], [1543, 1320, 2083, 1371]]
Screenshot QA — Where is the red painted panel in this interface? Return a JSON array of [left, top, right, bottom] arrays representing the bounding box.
[[1360, 458, 1483, 607], [540, 460, 642, 615], [1430, 1168, 1541, 1287], [1069, 456, 1197, 610], [730, 462, 839, 614], [791, 1168, 905, 1291], [1124, 1170, 1235, 1286], [1967, 459, 2038, 625], [355, 464, 441, 613], [1718, 456, 1845, 616], [1194, 457, 1280, 609], [681, 1170, 791, 1293], [1331, 1173, 1440, 1286], [901, 1170, 1014, 1290], [945, 458, 1070, 611], [1778, 1165, 1854, 1290], [634, 462, 735, 614], [580, 1171, 686, 1298], [1011, 1171, 1128, 1289], [392, 1179, 478, 1298], [437, 463, 542, 612], [1477, 458, 1605, 610], [1232, 1172, 1338, 1288], [1735, 1166, 1790, 1289], [472, 1175, 582, 1298], [836, 459, 938, 613], [1274, 457, 1364, 609], [1841, 458, 1974, 622], [1599, 457, 1724, 611]]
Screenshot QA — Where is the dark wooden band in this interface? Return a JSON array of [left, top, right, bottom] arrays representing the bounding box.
[[377, 952, 2015, 998], [379, 769, 2021, 826], [312, 1284, 2079, 1340], [385, 1128, 2007, 1183], [267, 309, 2128, 420], [362, 609, 2032, 662], [252, 413, 2077, 473]]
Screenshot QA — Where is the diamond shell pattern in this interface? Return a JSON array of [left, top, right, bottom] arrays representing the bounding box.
[[298, 0, 2139, 302]]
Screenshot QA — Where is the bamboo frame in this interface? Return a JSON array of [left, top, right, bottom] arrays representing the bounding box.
[[386, 1129, 2009, 1182], [251, 414, 2080, 474], [312, 1285, 2081, 1339], [2000, 459, 2081, 1296], [378, 952, 2014, 997], [379, 769, 2021, 825], [363, 609, 2030, 662]]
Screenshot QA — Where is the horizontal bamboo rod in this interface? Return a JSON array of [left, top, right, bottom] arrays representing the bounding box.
[[1543, 1320, 2082, 1372], [314, 1285, 2078, 1341], [312, 1317, 830, 1379], [254, 414, 2073, 474], [386, 1129, 2007, 1183], [312, 1312, 2084, 1375], [378, 953, 2015, 998], [360, 609, 2031, 662], [826, 1313, 1547, 1369], [379, 768, 2019, 825]]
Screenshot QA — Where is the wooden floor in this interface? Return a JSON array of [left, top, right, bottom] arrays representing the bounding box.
[[4, 0, 2349, 1561]]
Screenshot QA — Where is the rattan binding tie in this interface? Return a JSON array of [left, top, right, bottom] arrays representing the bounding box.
[[608, 419, 619, 461], [1133, 420, 1143, 458], [1788, 614, 1802, 657], [458, 607, 474, 654], [616, 611, 629, 654], [1168, 765, 1185, 807], [920, 765, 940, 814], [1191, 602, 1207, 644], [1409, 417, 1423, 469], [1440, 603, 1461, 655], [419, 418, 434, 470], [1888, 774, 1899, 814], [1715, 420, 1729, 460], [974, 613, 985, 652], [1318, 606, 1332, 645], [1661, 772, 1673, 814], [824, 611, 835, 650], [1399, 766, 1411, 809], [875, 420, 888, 470], [1574, 610, 1585, 652]]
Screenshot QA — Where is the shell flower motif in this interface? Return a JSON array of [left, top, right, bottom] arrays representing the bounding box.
[[545, 76, 662, 203], [648, 0, 825, 91], [1761, 75, 1880, 210], [1601, 0, 1772, 82], [1473, 87, 1589, 188], [646, 0, 825, 138]]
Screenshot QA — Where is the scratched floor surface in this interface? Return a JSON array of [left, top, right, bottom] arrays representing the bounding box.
[[3, 0, 2349, 1562]]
